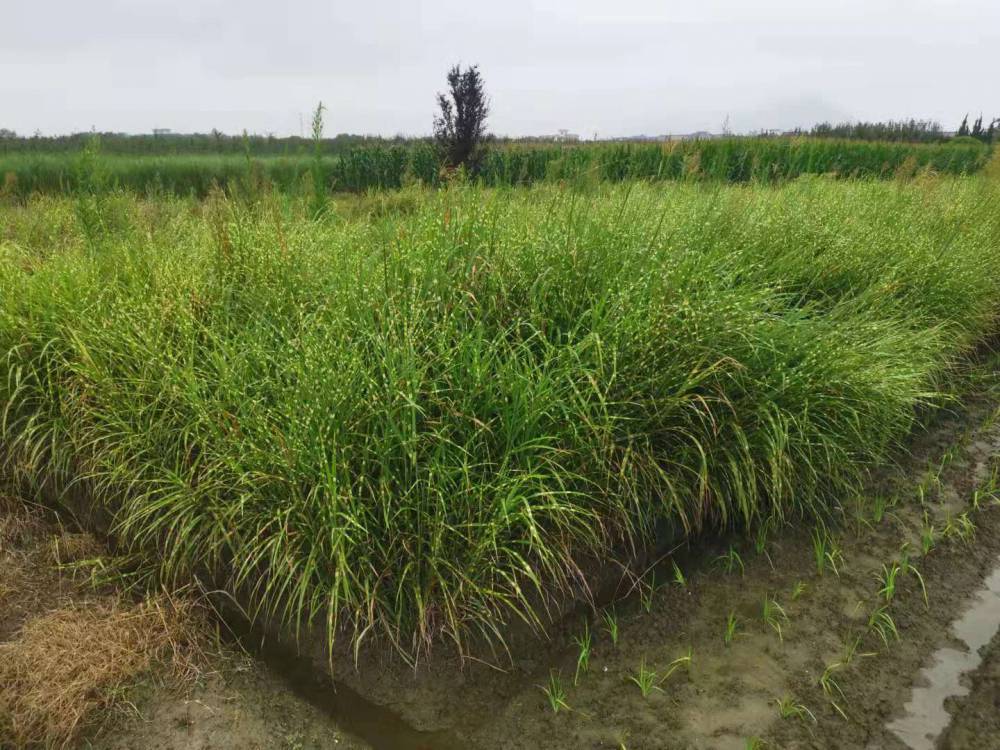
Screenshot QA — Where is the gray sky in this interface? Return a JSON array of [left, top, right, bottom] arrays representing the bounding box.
[[3, 0, 997, 138]]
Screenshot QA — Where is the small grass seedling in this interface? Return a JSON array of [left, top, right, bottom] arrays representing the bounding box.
[[898, 547, 928, 608], [663, 647, 693, 680], [715, 545, 745, 577], [920, 513, 936, 555], [761, 594, 788, 643], [870, 494, 899, 526], [942, 512, 976, 545], [754, 524, 769, 555], [774, 695, 816, 724], [819, 662, 844, 699], [819, 662, 849, 719], [811, 527, 843, 577], [972, 489, 984, 511], [672, 560, 687, 590], [753, 519, 776, 568], [540, 670, 571, 713], [876, 562, 900, 603], [975, 465, 1000, 508], [867, 605, 899, 648], [629, 657, 662, 697], [840, 633, 862, 666], [572, 622, 592, 686], [851, 493, 872, 533], [724, 610, 740, 647], [640, 571, 658, 613], [602, 608, 619, 648], [790, 581, 807, 601]]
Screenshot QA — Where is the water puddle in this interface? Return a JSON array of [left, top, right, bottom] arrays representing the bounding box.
[[887, 558, 1000, 749]]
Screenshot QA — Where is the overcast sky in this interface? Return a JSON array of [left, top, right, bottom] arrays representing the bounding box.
[[2, 0, 997, 138]]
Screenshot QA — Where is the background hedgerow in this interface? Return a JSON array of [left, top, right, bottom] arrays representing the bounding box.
[[0, 137, 991, 199], [1, 176, 999, 660]]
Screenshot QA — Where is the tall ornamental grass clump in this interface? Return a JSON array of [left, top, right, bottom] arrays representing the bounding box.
[[2, 177, 1000, 659]]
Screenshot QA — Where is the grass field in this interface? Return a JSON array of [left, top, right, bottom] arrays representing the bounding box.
[[0, 136, 991, 197], [2, 170, 1000, 661]]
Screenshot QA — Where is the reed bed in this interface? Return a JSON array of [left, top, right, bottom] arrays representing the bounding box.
[[1, 176, 999, 659]]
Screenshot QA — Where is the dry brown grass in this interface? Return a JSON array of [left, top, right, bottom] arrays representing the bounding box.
[[48, 532, 104, 566], [1, 496, 208, 748], [0, 496, 44, 554], [0, 592, 205, 749]]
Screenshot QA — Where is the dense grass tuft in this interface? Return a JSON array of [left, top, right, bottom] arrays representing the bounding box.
[[2, 177, 999, 659]]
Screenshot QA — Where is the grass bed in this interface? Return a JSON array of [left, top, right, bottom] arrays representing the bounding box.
[[2, 176, 999, 659]]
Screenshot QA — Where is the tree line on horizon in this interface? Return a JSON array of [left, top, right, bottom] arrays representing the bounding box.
[[1, 65, 996, 169], [798, 115, 998, 145]]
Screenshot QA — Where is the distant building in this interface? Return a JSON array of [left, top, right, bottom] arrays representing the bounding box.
[[553, 129, 580, 142], [152, 128, 173, 136], [674, 131, 716, 141]]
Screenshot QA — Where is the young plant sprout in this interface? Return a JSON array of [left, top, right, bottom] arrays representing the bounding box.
[[724, 611, 740, 647], [629, 657, 662, 697], [876, 562, 900, 603], [920, 513, 937, 555], [715, 545, 745, 577], [761, 594, 788, 643], [810, 528, 845, 577], [540, 670, 571, 713], [672, 560, 687, 590], [602, 608, 619, 648], [899, 553, 929, 608], [664, 647, 693, 680], [819, 662, 849, 719], [639, 571, 658, 613], [572, 622, 592, 686], [774, 695, 817, 723], [819, 662, 845, 699], [942, 512, 976, 544], [867, 606, 900, 648]]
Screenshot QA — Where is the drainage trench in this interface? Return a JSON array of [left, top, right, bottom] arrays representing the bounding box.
[[887, 558, 1000, 749], [231, 622, 464, 750]]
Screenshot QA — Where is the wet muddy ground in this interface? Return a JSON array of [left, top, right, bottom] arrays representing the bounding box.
[[4, 361, 1000, 749]]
